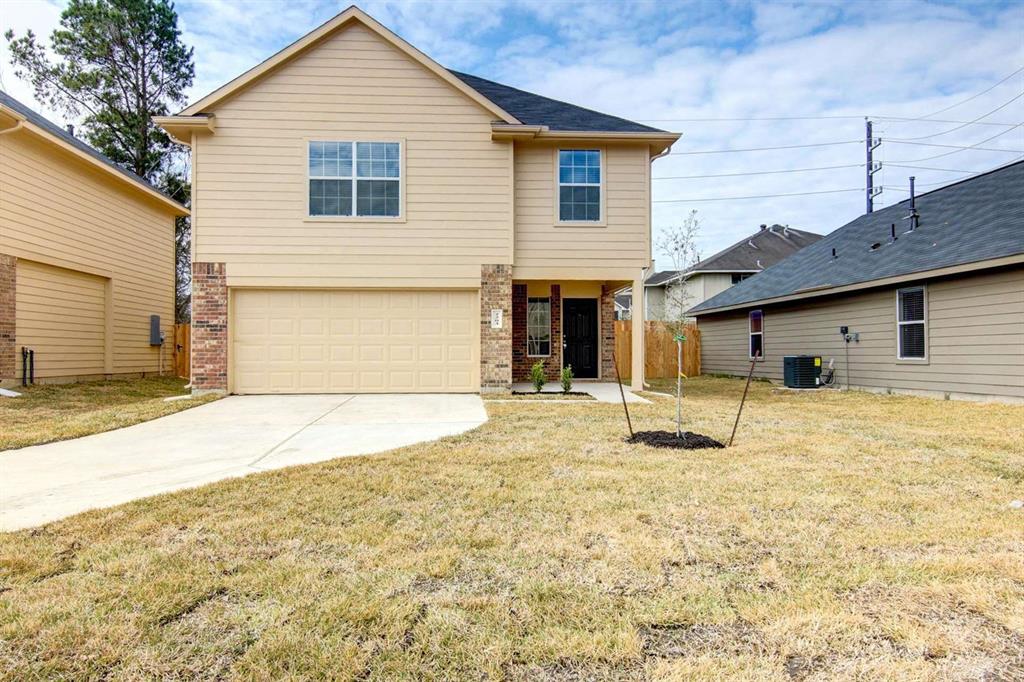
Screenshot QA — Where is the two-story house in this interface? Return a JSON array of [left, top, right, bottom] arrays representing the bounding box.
[[156, 6, 678, 394]]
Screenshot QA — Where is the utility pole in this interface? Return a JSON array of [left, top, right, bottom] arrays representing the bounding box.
[[865, 118, 882, 213]]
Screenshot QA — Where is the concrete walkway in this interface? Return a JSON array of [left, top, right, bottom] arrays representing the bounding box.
[[510, 382, 650, 403], [0, 394, 486, 531]]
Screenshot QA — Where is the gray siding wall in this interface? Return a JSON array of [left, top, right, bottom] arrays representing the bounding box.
[[698, 266, 1024, 400]]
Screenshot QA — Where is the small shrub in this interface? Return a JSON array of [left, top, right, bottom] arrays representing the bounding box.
[[560, 365, 574, 393], [530, 360, 546, 392]]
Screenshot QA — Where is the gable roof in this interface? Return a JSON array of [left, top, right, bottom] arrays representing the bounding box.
[[179, 6, 518, 123], [451, 71, 666, 134], [0, 90, 187, 214], [173, 6, 667, 138], [690, 159, 1024, 315], [645, 225, 822, 288]]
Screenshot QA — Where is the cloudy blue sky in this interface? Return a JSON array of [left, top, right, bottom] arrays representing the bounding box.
[[3, 0, 1023, 262]]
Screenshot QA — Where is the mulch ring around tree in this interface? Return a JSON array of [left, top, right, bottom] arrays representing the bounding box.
[[626, 430, 726, 449]]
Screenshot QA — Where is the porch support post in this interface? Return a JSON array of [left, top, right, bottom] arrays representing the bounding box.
[[630, 274, 644, 391]]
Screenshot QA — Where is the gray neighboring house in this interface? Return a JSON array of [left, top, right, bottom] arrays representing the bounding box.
[[616, 224, 821, 320], [689, 160, 1024, 402]]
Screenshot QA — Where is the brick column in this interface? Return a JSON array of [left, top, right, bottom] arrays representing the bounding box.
[[600, 284, 616, 380], [547, 284, 562, 381], [480, 264, 512, 391], [0, 254, 15, 381], [512, 283, 528, 381], [191, 262, 228, 393]]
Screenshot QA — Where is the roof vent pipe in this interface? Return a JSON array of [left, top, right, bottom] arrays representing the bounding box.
[[760, 224, 767, 231], [831, 247, 837, 260], [908, 176, 919, 231], [66, 124, 74, 136], [890, 223, 897, 243]]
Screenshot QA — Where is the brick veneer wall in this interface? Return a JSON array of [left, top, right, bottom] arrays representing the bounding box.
[[512, 282, 562, 381], [0, 254, 15, 380], [191, 262, 228, 392], [601, 284, 616, 380], [480, 264, 512, 390]]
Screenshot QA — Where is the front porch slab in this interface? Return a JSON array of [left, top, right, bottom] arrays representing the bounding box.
[[511, 381, 650, 404]]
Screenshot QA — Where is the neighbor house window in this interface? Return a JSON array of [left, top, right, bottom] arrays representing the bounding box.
[[527, 297, 551, 356], [732, 273, 752, 284], [897, 287, 927, 359], [749, 309, 764, 359], [558, 149, 601, 222], [308, 141, 400, 217]]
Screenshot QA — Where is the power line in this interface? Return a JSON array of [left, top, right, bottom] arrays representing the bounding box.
[[653, 188, 862, 203], [668, 140, 861, 155], [882, 91, 1024, 141], [885, 163, 993, 173], [652, 162, 864, 180], [886, 123, 1024, 162], [870, 116, 1019, 127], [640, 114, 1020, 126], [909, 65, 1024, 120]]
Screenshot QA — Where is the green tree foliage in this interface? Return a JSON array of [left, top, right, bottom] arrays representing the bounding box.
[[5, 0, 194, 180], [158, 165, 191, 322]]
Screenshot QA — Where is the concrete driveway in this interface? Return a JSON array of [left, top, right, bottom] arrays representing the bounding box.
[[0, 394, 486, 531]]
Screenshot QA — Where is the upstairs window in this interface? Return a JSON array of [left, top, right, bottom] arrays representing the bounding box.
[[749, 309, 764, 359], [558, 150, 601, 222], [309, 141, 400, 217], [897, 287, 927, 359], [527, 297, 551, 356]]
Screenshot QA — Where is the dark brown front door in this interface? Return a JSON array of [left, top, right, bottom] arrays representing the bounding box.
[[563, 298, 598, 378]]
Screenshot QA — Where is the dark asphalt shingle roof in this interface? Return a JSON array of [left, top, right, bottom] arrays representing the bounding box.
[[0, 90, 182, 207], [645, 225, 822, 288], [450, 71, 667, 134], [691, 225, 822, 273], [690, 160, 1024, 314]]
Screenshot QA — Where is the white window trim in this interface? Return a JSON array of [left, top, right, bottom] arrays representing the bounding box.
[[749, 309, 764, 360], [527, 296, 552, 357], [896, 286, 928, 362], [554, 148, 607, 227], [305, 138, 405, 222]]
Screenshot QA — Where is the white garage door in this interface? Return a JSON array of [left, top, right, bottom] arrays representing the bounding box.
[[232, 289, 479, 394]]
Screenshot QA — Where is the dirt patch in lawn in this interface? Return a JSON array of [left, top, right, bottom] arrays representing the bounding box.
[[627, 430, 725, 449], [484, 391, 595, 401]]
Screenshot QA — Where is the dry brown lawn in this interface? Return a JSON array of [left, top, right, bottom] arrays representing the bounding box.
[[0, 377, 219, 451], [1, 377, 1022, 680]]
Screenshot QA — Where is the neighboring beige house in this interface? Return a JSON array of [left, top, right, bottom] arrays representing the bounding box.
[[156, 6, 678, 394], [617, 224, 821, 320], [689, 161, 1024, 402], [0, 91, 187, 386]]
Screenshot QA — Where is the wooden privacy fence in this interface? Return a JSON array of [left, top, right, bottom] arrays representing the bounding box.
[[614, 321, 700, 380], [172, 324, 190, 379]]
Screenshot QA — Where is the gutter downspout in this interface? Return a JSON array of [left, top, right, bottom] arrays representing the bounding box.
[[640, 144, 674, 389]]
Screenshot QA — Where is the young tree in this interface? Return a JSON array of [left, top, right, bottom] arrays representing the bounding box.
[[654, 210, 701, 437], [6, 0, 195, 318]]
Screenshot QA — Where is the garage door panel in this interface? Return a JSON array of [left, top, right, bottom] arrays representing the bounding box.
[[233, 289, 479, 393]]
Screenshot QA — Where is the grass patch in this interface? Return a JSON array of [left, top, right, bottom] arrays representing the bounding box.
[[0, 377, 219, 450], [1, 376, 1022, 678]]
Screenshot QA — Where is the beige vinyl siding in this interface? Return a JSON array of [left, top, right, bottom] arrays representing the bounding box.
[[194, 22, 512, 289], [512, 142, 650, 280], [0, 131, 176, 378], [15, 260, 105, 379], [700, 273, 735, 302], [698, 266, 1024, 399]]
